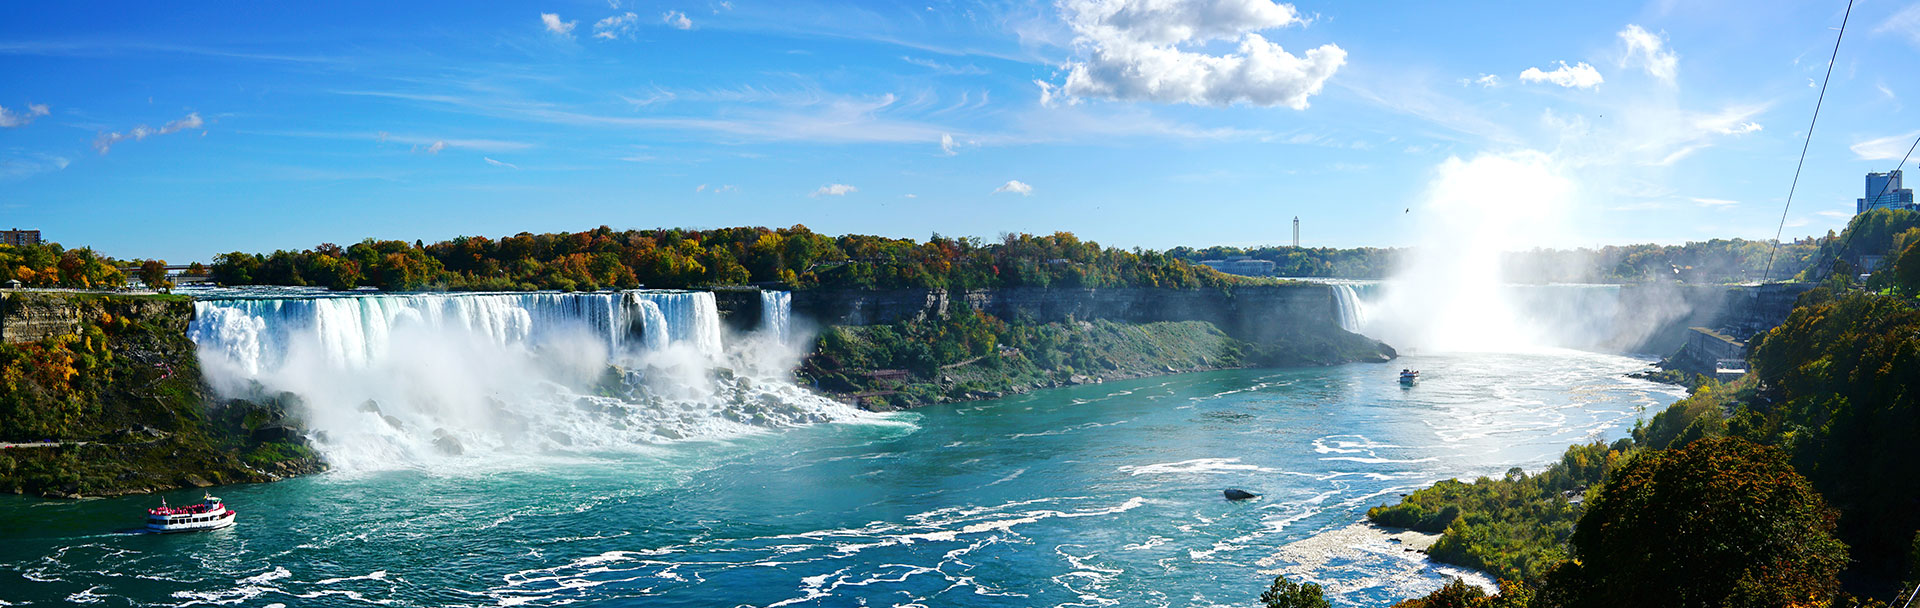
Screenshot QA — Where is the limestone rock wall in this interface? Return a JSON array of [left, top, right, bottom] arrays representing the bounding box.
[[2, 292, 190, 344], [789, 284, 1339, 342]]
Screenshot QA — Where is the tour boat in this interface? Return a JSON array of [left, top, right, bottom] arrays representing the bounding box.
[[146, 493, 237, 533], [1399, 369, 1420, 385]]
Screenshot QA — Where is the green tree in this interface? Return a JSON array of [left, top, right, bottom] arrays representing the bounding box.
[[1260, 575, 1330, 608], [1544, 438, 1846, 608]]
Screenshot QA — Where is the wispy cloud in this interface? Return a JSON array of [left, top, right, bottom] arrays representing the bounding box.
[[422, 141, 446, 154], [940, 133, 957, 155], [0, 151, 70, 180], [992, 179, 1032, 195], [902, 55, 987, 75], [542, 13, 577, 38], [1875, 3, 1920, 48], [594, 12, 640, 39], [1519, 61, 1603, 89], [337, 88, 959, 146], [94, 112, 203, 154], [1851, 130, 1920, 161], [811, 183, 856, 197], [1691, 197, 1739, 208], [0, 40, 337, 64], [1460, 74, 1501, 88], [484, 157, 518, 169], [0, 103, 50, 128]]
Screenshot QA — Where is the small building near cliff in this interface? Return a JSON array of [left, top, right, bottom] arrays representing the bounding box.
[[1671, 327, 1747, 381]]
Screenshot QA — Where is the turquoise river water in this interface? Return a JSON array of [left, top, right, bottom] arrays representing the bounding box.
[[0, 351, 1681, 607]]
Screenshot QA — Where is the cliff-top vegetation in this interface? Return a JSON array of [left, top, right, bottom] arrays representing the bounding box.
[[208, 226, 1257, 292], [1168, 238, 1818, 284]]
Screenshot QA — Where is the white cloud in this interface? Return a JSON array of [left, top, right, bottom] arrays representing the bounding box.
[[811, 183, 857, 197], [904, 193, 918, 198], [1851, 130, 1920, 161], [1816, 209, 1853, 219], [594, 12, 640, 39], [1691, 197, 1739, 208], [1710, 121, 1760, 135], [1618, 24, 1677, 83], [940, 133, 957, 155], [1460, 74, 1500, 88], [0, 103, 51, 128], [423, 140, 447, 154], [1047, 0, 1346, 108], [663, 10, 692, 30], [541, 13, 577, 38], [484, 157, 518, 169], [93, 112, 203, 154], [1690, 105, 1765, 136], [1519, 61, 1603, 89], [993, 179, 1033, 195]]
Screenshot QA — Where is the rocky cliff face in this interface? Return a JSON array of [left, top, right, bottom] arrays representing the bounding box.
[[790, 284, 1339, 343], [1, 292, 184, 344], [0, 292, 324, 499]]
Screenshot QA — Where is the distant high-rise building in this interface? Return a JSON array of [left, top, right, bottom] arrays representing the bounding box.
[[1858, 169, 1915, 214], [0, 229, 40, 247]]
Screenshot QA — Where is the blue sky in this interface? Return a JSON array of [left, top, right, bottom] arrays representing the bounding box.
[[2, 0, 1918, 262]]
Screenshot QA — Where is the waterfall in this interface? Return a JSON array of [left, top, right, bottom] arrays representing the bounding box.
[[759, 291, 791, 344], [629, 291, 723, 358], [188, 290, 863, 471], [1332, 284, 1368, 334]]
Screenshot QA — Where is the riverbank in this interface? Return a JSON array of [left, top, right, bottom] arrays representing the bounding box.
[[0, 292, 324, 498]]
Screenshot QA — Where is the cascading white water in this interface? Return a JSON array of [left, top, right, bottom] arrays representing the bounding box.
[[760, 291, 791, 345], [1331, 284, 1367, 333], [188, 290, 864, 471], [628, 291, 723, 357]]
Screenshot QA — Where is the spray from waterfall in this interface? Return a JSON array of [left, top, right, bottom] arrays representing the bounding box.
[[189, 290, 860, 471], [1362, 152, 1577, 353]]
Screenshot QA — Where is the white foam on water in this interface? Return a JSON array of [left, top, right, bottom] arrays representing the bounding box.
[[1118, 458, 1279, 476], [188, 290, 871, 471]]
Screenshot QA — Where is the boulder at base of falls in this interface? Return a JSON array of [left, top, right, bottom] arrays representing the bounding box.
[[1223, 488, 1261, 501]]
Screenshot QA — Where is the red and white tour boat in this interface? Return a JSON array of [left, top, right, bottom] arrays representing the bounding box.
[[146, 493, 237, 533]]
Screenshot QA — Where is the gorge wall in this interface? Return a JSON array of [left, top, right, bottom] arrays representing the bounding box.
[[776, 284, 1341, 344]]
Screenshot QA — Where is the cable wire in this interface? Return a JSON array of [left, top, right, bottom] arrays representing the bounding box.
[[1762, 0, 1857, 283]]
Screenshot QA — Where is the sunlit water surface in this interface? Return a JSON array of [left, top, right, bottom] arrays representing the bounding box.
[[0, 351, 1680, 607]]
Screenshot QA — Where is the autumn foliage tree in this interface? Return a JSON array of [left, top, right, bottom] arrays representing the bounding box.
[[138, 259, 170, 291], [1538, 438, 1846, 608]]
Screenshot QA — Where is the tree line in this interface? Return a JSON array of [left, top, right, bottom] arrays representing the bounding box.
[[1167, 238, 1820, 284], [205, 226, 1252, 292], [0, 243, 125, 289]]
